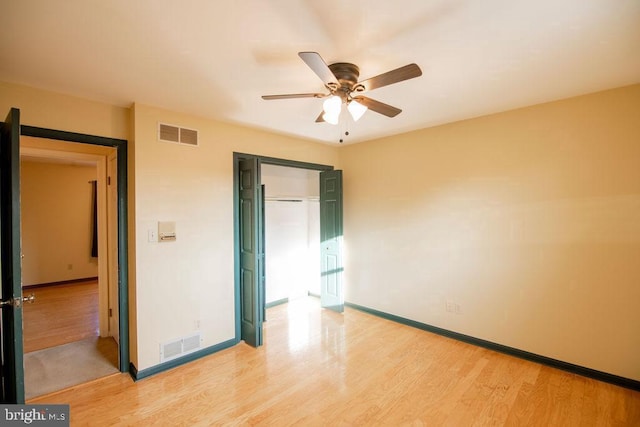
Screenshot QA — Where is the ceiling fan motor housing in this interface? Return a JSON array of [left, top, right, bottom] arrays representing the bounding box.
[[328, 63, 365, 99]]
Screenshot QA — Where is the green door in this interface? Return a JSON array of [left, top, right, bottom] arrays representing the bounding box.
[[0, 108, 25, 403], [260, 184, 266, 323], [239, 158, 263, 347], [320, 169, 344, 313]]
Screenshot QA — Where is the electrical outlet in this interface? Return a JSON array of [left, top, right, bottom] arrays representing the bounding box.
[[445, 301, 454, 312], [148, 229, 157, 242]]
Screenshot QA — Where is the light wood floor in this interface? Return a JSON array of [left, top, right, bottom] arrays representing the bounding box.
[[23, 280, 100, 353], [30, 297, 640, 426], [22, 280, 119, 399]]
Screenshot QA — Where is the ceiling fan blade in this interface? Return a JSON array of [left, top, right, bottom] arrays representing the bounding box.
[[358, 63, 422, 92], [262, 93, 326, 100], [315, 111, 325, 123], [353, 96, 402, 117], [298, 52, 339, 86]]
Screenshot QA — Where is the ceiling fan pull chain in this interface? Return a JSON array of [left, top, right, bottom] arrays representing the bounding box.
[[339, 118, 350, 144]]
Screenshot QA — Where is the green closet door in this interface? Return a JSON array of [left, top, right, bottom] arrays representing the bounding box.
[[239, 158, 263, 347], [320, 169, 344, 313]]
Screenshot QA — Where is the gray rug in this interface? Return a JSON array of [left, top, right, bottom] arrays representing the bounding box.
[[25, 336, 119, 399]]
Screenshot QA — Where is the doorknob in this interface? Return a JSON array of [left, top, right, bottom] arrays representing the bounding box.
[[0, 293, 35, 308]]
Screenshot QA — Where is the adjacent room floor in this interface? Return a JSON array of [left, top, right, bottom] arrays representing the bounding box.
[[22, 280, 119, 400]]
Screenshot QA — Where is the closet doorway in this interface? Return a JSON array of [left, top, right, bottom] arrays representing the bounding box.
[[262, 164, 321, 308], [234, 153, 343, 348]]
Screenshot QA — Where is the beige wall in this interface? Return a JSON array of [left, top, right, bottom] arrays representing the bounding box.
[[131, 103, 339, 369], [0, 81, 129, 140], [340, 84, 640, 381], [21, 161, 98, 285]]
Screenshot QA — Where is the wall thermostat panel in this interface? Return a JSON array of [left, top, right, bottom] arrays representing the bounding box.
[[158, 221, 176, 242]]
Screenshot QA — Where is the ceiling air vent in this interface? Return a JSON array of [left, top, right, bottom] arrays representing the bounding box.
[[158, 123, 199, 146]]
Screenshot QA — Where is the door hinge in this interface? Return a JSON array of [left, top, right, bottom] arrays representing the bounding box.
[[109, 308, 113, 317], [107, 176, 112, 185]]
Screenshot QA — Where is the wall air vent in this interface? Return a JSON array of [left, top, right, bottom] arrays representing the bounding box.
[[158, 123, 199, 146], [159, 332, 202, 362]]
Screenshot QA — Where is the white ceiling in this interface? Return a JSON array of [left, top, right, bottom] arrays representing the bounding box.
[[1, 1, 639, 145]]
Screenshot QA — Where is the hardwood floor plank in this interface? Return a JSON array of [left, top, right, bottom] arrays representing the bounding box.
[[29, 297, 640, 426], [22, 280, 99, 352]]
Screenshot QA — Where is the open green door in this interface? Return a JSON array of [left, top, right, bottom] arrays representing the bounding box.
[[0, 108, 25, 403], [238, 158, 263, 347], [260, 184, 266, 323], [320, 169, 344, 313]]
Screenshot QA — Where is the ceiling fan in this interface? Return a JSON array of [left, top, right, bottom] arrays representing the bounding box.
[[262, 52, 422, 125]]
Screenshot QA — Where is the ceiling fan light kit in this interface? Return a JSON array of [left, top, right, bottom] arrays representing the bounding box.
[[322, 95, 342, 124], [262, 52, 422, 130], [347, 99, 367, 122]]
